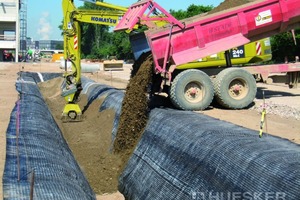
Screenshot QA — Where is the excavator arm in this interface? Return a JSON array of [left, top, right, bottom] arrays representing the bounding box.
[[61, 0, 126, 121], [80, 0, 127, 12]]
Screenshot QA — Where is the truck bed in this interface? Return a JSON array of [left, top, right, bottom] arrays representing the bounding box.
[[116, 0, 300, 73]]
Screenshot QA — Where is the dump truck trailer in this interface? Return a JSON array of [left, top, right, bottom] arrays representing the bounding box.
[[115, 0, 300, 110]]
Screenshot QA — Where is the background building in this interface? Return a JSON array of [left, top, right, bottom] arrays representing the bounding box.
[[19, 0, 28, 58], [0, 0, 21, 62], [39, 40, 63, 50]]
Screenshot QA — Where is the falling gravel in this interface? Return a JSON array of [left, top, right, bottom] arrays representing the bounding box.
[[113, 53, 153, 168]]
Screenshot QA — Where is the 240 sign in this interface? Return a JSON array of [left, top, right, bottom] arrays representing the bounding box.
[[230, 46, 245, 58]]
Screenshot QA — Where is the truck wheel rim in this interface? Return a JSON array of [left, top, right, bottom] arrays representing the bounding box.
[[228, 79, 248, 100], [184, 82, 204, 103]]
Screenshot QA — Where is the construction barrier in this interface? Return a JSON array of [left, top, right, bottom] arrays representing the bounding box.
[[51, 53, 64, 62], [3, 72, 300, 199]]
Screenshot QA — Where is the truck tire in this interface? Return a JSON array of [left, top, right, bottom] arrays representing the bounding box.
[[170, 69, 214, 110], [214, 67, 257, 109]]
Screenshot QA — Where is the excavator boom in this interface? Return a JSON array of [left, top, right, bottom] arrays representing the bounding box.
[[80, 0, 127, 11]]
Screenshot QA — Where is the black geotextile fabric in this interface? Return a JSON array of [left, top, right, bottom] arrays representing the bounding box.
[[119, 109, 300, 200], [3, 72, 95, 200]]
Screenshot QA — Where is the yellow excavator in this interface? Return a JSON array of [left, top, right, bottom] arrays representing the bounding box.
[[61, 0, 127, 121]]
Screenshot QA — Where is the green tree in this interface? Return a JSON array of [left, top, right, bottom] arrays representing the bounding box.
[[79, 1, 111, 59], [75, 1, 133, 60], [270, 29, 300, 63], [111, 31, 132, 59], [170, 4, 213, 20]]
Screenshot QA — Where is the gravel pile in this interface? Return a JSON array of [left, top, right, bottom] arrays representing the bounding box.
[[250, 101, 300, 120], [209, 0, 256, 14]]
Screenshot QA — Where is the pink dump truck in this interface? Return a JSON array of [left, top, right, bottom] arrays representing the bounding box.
[[115, 0, 300, 110]]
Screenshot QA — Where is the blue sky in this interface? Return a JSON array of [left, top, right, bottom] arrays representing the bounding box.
[[27, 0, 222, 40]]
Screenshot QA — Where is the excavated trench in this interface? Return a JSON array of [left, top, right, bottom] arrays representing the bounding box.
[[38, 77, 122, 194]]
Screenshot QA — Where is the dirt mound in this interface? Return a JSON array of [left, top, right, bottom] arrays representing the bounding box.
[[38, 77, 122, 195]]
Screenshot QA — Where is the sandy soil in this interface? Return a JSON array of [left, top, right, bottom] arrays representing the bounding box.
[[0, 63, 19, 200], [1, 61, 300, 199]]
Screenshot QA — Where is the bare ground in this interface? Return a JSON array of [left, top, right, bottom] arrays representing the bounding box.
[[1, 61, 300, 200]]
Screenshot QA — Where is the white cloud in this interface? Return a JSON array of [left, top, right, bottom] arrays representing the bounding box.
[[37, 12, 52, 40]]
